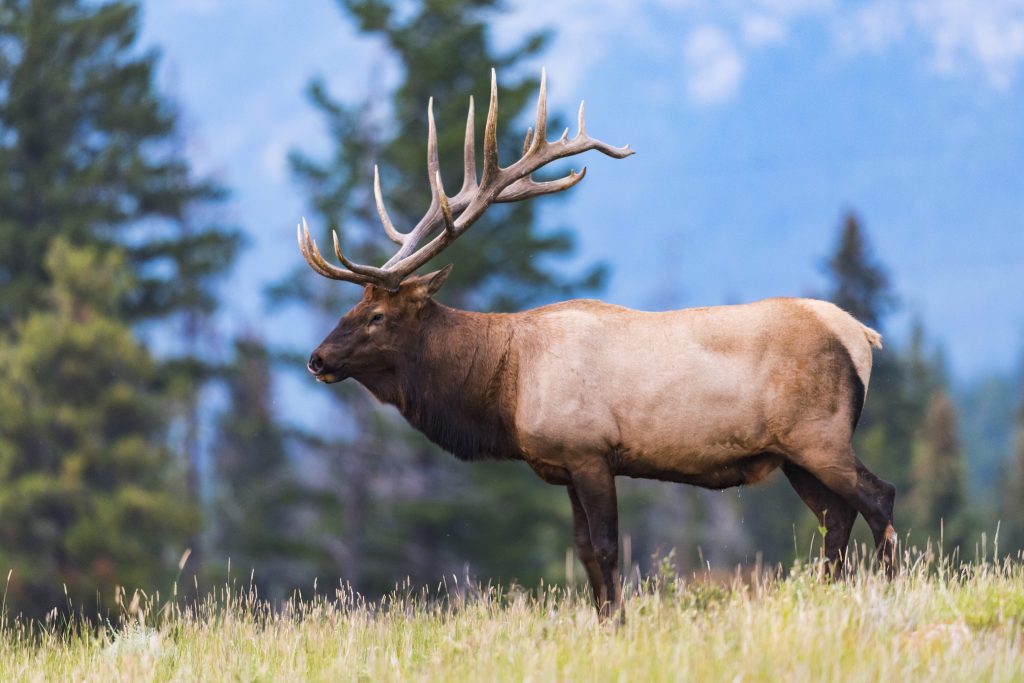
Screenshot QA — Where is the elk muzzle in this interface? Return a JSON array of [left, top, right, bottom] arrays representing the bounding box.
[[307, 350, 346, 383]]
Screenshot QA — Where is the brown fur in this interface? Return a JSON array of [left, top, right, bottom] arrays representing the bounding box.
[[386, 306, 521, 462]]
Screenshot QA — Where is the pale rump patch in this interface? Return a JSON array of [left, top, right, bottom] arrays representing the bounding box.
[[796, 299, 879, 393]]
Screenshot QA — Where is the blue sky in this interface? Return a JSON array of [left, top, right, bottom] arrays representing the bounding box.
[[139, 0, 1024, 383]]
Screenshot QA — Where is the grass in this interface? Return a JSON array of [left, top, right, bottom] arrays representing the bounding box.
[[1, 547, 1023, 682]]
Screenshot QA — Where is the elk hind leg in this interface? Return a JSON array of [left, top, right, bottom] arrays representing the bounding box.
[[783, 462, 857, 578], [793, 448, 898, 578], [853, 458, 898, 577]]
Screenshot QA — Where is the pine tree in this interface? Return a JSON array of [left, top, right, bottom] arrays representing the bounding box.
[[0, 0, 240, 325], [279, 0, 603, 593], [907, 391, 970, 549], [0, 0, 240, 587], [0, 239, 193, 616], [825, 213, 894, 329]]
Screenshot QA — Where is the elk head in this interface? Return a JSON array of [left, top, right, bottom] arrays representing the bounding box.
[[299, 69, 632, 383], [306, 266, 451, 383]]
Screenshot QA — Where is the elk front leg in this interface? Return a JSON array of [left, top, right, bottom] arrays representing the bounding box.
[[570, 460, 622, 621], [567, 485, 606, 610]]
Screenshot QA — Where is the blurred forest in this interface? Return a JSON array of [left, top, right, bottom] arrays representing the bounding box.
[[0, 0, 1021, 617]]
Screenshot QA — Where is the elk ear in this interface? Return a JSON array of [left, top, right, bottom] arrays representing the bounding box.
[[417, 264, 453, 298], [404, 264, 453, 301]]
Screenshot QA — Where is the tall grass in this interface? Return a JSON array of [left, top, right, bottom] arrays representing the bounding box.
[[1, 544, 1023, 682]]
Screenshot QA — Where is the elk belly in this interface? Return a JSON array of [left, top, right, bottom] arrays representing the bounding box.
[[606, 359, 777, 481]]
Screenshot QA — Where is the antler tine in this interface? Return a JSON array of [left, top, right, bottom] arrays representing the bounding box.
[[531, 67, 547, 152], [523, 126, 533, 156], [331, 230, 385, 279], [297, 220, 336, 280], [460, 96, 477, 194], [577, 100, 586, 137], [374, 165, 405, 245], [480, 68, 499, 187], [432, 170, 455, 234], [497, 167, 587, 203], [296, 222, 332, 279], [297, 219, 371, 285], [426, 97, 441, 210]]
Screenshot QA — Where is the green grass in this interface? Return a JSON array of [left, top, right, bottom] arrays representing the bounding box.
[[2, 550, 1024, 682]]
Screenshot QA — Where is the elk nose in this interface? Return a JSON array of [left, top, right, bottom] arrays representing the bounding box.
[[307, 352, 324, 375]]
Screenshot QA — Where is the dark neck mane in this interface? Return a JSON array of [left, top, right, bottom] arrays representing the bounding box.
[[356, 303, 520, 462]]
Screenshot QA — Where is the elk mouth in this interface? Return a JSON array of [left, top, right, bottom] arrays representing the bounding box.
[[312, 367, 348, 384]]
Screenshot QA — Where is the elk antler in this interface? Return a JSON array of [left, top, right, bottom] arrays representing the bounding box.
[[297, 68, 633, 291]]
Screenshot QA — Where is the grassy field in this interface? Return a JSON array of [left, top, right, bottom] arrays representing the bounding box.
[[1, 549, 1023, 682]]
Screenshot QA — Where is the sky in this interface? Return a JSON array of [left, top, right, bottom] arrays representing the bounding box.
[[139, 0, 1024, 383]]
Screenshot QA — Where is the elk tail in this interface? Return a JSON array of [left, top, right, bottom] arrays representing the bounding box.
[[862, 324, 883, 350]]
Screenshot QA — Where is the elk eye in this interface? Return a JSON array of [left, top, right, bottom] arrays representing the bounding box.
[[369, 313, 385, 325]]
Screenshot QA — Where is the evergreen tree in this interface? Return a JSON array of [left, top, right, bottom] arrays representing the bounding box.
[[0, 240, 193, 616], [210, 335, 308, 601], [280, 0, 604, 594], [0, 0, 240, 587], [825, 213, 894, 329], [0, 0, 239, 325], [906, 391, 971, 549]]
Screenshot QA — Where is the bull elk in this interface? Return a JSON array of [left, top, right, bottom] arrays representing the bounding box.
[[298, 69, 897, 619]]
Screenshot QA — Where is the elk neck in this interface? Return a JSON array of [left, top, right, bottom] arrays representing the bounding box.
[[354, 302, 522, 462]]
